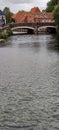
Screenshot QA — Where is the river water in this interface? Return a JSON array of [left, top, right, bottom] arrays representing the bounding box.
[[0, 34, 59, 130]]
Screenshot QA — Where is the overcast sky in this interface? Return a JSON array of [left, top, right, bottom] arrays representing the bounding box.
[[0, 0, 49, 13]]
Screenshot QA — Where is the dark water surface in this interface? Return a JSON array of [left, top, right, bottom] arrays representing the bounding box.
[[0, 35, 59, 130]]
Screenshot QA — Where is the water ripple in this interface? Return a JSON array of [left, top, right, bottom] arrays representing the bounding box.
[[0, 35, 59, 130]]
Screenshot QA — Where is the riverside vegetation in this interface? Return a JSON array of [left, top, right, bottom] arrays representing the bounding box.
[[46, 0, 59, 36], [0, 0, 59, 45], [0, 29, 13, 39]]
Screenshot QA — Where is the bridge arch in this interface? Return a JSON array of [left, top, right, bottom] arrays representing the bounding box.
[[11, 26, 34, 34], [38, 26, 56, 34]]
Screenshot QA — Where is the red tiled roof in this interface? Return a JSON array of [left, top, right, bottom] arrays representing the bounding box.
[[42, 10, 53, 19], [30, 7, 40, 13], [12, 7, 54, 23], [12, 11, 28, 23], [12, 14, 17, 19]]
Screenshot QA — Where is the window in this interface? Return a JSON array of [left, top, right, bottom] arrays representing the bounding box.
[[46, 20, 48, 22], [44, 13, 47, 17], [35, 18, 39, 23], [42, 20, 45, 23], [29, 15, 31, 18], [48, 19, 51, 22]]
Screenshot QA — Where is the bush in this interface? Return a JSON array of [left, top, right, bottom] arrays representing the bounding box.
[[0, 32, 8, 39], [6, 29, 13, 36], [53, 5, 59, 35], [0, 29, 13, 39], [57, 26, 59, 36]]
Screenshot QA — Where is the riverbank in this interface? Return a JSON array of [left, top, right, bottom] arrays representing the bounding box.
[[0, 39, 6, 42]]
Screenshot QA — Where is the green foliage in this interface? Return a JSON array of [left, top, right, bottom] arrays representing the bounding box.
[[46, 0, 59, 35], [53, 5, 59, 35], [11, 18, 15, 23], [19, 10, 26, 13], [53, 5, 59, 25], [0, 32, 8, 39], [46, 0, 59, 12], [3, 7, 13, 23], [0, 29, 12, 39], [6, 29, 13, 36], [21, 10, 26, 12]]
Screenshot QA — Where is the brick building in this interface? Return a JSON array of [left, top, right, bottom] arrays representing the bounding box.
[[12, 7, 54, 23]]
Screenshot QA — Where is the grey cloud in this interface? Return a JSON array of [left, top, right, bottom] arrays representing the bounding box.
[[0, 0, 49, 13], [1, 0, 34, 4]]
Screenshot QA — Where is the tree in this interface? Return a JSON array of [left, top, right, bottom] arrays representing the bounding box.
[[46, 0, 59, 12], [20, 10, 26, 12], [46, 0, 59, 35], [53, 5, 59, 34], [3, 7, 13, 23]]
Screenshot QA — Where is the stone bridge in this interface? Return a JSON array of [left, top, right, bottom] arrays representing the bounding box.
[[0, 22, 56, 34]]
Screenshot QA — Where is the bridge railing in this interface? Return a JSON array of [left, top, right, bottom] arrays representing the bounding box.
[[0, 22, 56, 31], [9, 22, 37, 28], [9, 22, 55, 28]]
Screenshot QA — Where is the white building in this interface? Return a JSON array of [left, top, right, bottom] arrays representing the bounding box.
[[0, 10, 6, 26]]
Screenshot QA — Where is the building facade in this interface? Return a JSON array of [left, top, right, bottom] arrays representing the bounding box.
[[12, 7, 54, 23], [0, 10, 6, 26]]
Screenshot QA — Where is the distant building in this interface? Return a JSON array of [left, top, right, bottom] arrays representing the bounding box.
[[0, 10, 6, 26], [12, 7, 54, 23]]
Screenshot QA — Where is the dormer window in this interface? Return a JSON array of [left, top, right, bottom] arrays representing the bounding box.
[[44, 13, 47, 17]]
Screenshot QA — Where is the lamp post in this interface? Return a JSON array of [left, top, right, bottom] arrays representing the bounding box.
[[36, 14, 39, 34], [36, 21, 38, 34]]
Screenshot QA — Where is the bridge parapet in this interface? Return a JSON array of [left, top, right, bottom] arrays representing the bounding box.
[[0, 22, 56, 34], [10, 22, 55, 28], [10, 22, 37, 28]]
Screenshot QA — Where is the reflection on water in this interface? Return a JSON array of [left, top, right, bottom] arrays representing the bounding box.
[[0, 34, 59, 130], [47, 35, 59, 51]]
